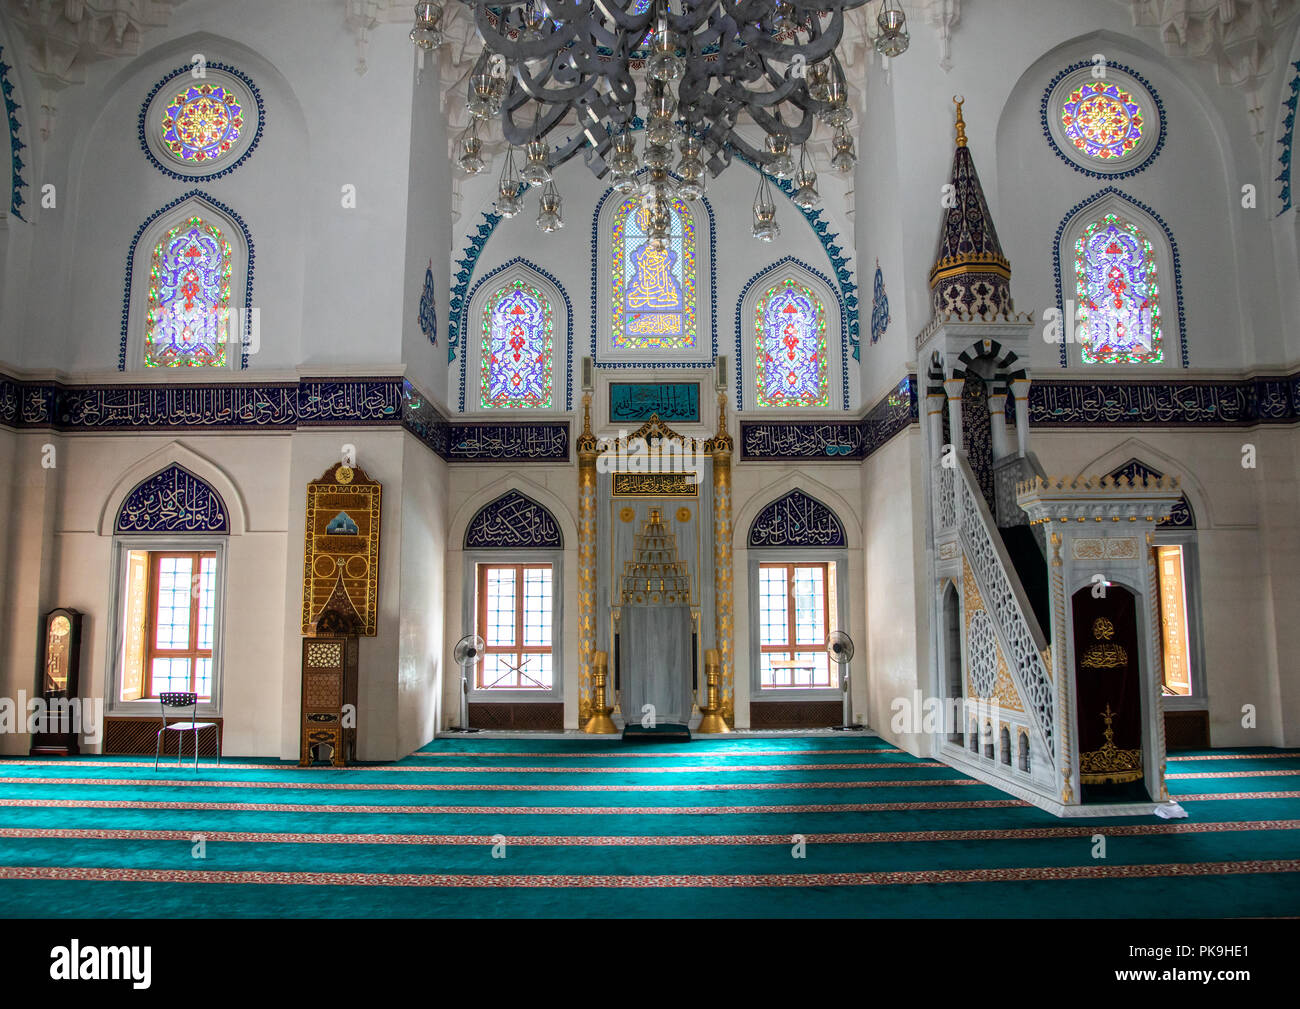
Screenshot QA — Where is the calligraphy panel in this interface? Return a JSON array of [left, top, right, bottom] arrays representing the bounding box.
[[611, 472, 699, 498], [465, 490, 563, 549], [302, 463, 381, 636], [608, 383, 700, 424], [116, 465, 229, 534], [747, 489, 846, 549]]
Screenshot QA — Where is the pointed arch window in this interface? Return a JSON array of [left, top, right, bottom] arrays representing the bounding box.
[[481, 279, 554, 408], [1075, 213, 1161, 364], [755, 278, 828, 407], [145, 216, 232, 368], [611, 195, 696, 350]]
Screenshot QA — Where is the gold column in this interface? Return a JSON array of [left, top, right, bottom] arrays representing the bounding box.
[[577, 394, 600, 728], [705, 392, 735, 727]]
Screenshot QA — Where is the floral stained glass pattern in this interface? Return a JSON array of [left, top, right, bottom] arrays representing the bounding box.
[[161, 84, 244, 165], [612, 196, 696, 350], [146, 216, 232, 368], [1075, 213, 1161, 364], [756, 278, 828, 407], [482, 280, 554, 408], [1061, 81, 1143, 162]]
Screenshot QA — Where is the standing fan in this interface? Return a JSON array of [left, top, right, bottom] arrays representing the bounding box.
[[449, 633, 485, 733], [827, 630, 863, 731]]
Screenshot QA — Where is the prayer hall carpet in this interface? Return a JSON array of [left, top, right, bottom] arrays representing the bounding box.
[[0, 735, 1297, 918]]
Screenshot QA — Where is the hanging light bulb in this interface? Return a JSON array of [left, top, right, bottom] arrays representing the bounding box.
[[792, 144, 819, 209], [495, 146, 524, 218], [751, 171, 780, 242], [821, 54, 853, 128], [610, 127, 640, 192], [875, 0, 911, 57], [676, 133, 706, 200], [409, 2, 444, 49], [646, 3, 685, 82], [536, 178, 564, 233], [831, 124, 857, 173], [806, 60, 830, 102], [765, 121, 795, 180], [522, 137, 552, 187], [457, 119, 486, 174], [468, 50, 505, 119]]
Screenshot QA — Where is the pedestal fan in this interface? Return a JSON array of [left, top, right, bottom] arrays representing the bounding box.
[[448, 633, 485, 733], [828, 630, 863, 731]]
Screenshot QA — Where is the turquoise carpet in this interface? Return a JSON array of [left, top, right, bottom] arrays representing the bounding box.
[[0, 735, 1296, 917]]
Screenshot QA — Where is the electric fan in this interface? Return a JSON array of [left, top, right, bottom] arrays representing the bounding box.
[[448, 633, 485, 733], [827, 630, 863, 731]]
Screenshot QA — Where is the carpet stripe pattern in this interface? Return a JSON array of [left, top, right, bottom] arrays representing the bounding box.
[[0, 736, 1297, 917]]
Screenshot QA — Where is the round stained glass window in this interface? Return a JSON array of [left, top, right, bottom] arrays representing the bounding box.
[[1042, 62, 1163, 179], [161, 83, 244, 164], [1061, 82, 1143, 161], [141, 63, 263, 180]]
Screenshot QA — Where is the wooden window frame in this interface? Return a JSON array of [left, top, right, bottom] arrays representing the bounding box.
[[143, 551, 216, 698], [476, 563, 554, 690], [758, 562, 831, 688]]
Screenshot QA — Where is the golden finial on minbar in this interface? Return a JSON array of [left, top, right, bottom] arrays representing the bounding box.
[[953, 94, 967, 147]]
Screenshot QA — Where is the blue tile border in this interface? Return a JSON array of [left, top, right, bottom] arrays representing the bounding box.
[[119, 190, 256, 371], [1051, 186, 1188, 369], [456, 257, 574, 412], [0, 371, 571, 462], [740, 375, 917, 461], [5, 369, 1294, 462], [137, 62, 265, 182], [1278, 60, 1300, 215], [733, 256, 850, 411], [1040, 60, 1167, 181], [1, 44, 28, 221]]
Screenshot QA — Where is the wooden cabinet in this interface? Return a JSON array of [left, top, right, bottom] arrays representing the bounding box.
[[299, 635, 358, 767]]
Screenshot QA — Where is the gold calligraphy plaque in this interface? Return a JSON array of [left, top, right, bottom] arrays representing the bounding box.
[[302, 462, 381, 635], [612, 472, 699, 497]]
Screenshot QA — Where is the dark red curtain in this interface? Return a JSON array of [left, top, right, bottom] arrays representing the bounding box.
[[1072, 585, 1145, 790]]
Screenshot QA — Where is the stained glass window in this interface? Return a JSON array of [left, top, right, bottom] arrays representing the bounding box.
[[1060, 81, 1143, 162], [482, 279, 554, 408], [1075, 213, 1161, 364], [755, 278, 828, 407], [612, 196, 696, 350], [160, 83, 245, 165], [146, 216, 232, 368]]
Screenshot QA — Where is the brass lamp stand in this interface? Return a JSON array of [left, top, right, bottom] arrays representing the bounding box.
[[583, 650, 618, 734], [696, 648, 730, 733]]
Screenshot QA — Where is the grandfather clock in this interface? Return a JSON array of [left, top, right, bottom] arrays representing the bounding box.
[[32, 608, 83, 756]]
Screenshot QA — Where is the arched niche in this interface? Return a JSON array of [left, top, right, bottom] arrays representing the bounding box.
[[115, 464, 230, 534], [746, 488, 847, 550], [735, 256, 848, 412], [447, 472, 578, 552], [464, 489, 564, 550], [99, 441, 248, 537], [458, 257, 573, 414], [732, 471, 863, 552]]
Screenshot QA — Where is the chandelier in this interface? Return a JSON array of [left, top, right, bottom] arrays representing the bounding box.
[[411, 0, 909, 238]]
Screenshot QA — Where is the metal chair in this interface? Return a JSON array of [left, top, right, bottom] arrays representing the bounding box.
[[154, 692, 221, 771]]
